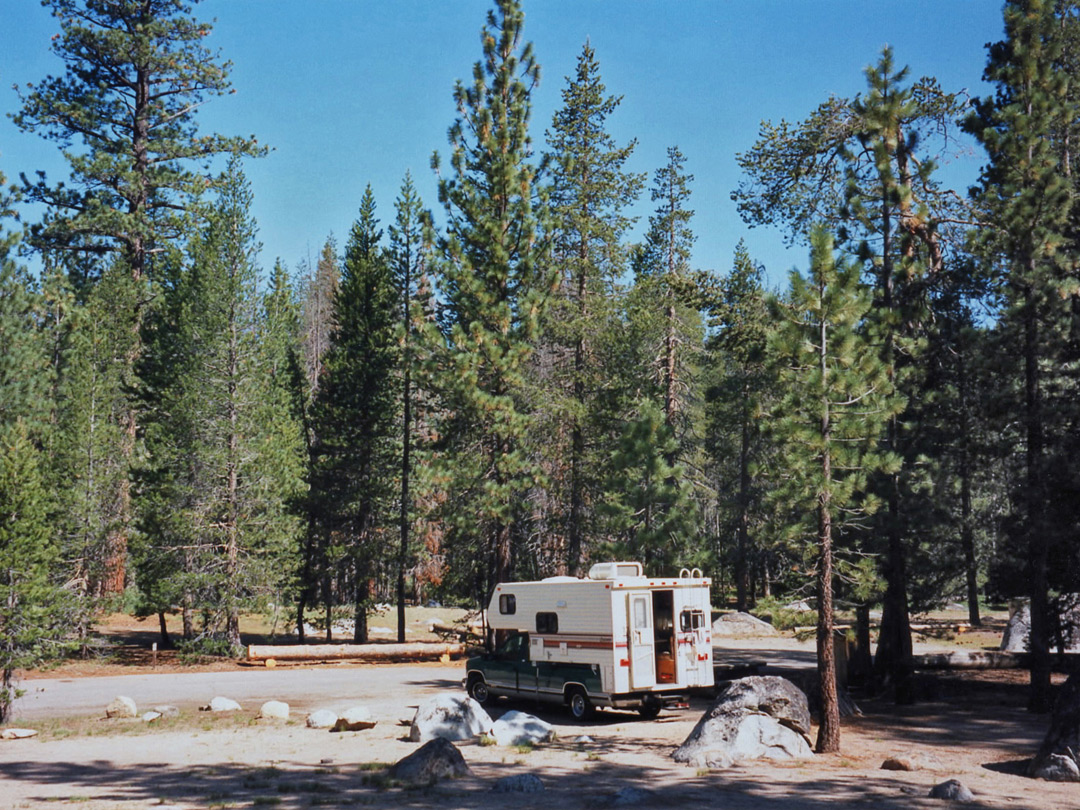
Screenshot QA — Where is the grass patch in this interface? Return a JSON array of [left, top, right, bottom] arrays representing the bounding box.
[[30, 709, 259, 741]]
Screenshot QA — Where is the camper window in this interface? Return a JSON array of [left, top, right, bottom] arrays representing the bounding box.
[[536, 612, 559, 634], [680, 609, 705, 632], [499, 594, 516, 615]]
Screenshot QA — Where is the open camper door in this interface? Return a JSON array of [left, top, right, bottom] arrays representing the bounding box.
[[627, 591, 656, 689]]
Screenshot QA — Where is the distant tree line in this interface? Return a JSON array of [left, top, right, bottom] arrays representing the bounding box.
[[2, 0, 1079, 749]]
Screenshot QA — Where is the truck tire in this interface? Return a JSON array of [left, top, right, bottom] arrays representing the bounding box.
[[566, 686, 594, 721], [638, 697, 662, 720], [467, 675, 491, 706]]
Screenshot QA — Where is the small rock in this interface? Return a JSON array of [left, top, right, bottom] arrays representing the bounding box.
[[141, 711, 163, 723], [928, 779, 974, 802], [1031, 753, 1080, 782], [106, 695, 137, 718], [1, 728, 39, 740], [389, 737, 470, 785], [883, 751, 942, 771], [202, 696, 241, 712], [152, 705, 180, 718], [575, 735, 595, 744], [259, 700, 290, 720], [306, 709, 338, 729], [491, 773, 544, 793]]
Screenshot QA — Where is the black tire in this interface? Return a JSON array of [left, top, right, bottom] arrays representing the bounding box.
[[467, 675, 491, 706], [566, 687, 594, 721], [638, 698, 662, 720]]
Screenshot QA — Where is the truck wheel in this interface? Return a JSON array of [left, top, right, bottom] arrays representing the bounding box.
[[467, 676, 491, 706], [566, 687, 594, 721], [638, 697, 662, 720]]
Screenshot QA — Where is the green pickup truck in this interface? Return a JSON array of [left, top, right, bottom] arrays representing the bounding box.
[[465, 631, 659, 720]]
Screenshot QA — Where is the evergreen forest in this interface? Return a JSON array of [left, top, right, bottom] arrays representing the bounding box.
[[2, 0, 1080, 743]]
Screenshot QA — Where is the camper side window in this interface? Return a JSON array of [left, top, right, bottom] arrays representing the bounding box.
[[499, 594, 516, 615], [680, 609, 705, 631], [536, 612, 558, 634]]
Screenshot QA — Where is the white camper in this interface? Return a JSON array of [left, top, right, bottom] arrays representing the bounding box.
[[464, 562, 713, 719]]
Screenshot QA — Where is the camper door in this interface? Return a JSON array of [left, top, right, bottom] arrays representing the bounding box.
[[627, 591, 656, 689]]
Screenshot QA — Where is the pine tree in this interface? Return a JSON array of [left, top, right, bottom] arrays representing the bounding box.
[[13, 0, 265, 595], [137, 158, 278, 652], [13, 0, 263, 280], [0, 176, 70, 720], [965, 0, 1078, 713], [543, 41, 644, 576], [432, 0, 551, 604], [768, 226, 903, 753], [636, 146, 698, 436], [388, 172, 430, 642], [301, 237, 341, 396], [308, 186, 398, 643], [704, 241, 774, 610]]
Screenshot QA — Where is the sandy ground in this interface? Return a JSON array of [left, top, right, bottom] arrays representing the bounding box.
[[2, 616, 1076, 809]]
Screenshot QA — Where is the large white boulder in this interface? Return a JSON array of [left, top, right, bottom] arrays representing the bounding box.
[[204, 696, 241, 712], [674, 676, 813, 768], [711, 612, 779, 638], [490, 710, 555, 746], [306, 709, 338, 729], [259, 700, 290, 720], [409, 694, 493, 743]]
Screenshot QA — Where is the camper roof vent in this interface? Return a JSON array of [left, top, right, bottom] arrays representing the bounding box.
[[542, 576, 580, 583], [588, 561, 643, 580]]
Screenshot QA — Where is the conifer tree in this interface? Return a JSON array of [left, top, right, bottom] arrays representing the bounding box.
[[636, 146, 698, 436], [0, 176, 70, 720], [543, 41, 644, 576], [432, 0, 551, 601], [301, 238, 341, 396], [768, 226, 903, 753], [704, 241, 773, 609], [13, 0, 262, 280], [965, 0, 1078, 712], [14, 0, 265, 595], [308, 186, 398, 643], [137, 158, 279, 652], [388, 173, 429, 642]]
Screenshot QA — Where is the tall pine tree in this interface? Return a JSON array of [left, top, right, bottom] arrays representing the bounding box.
[[432, 0, 551, 608]]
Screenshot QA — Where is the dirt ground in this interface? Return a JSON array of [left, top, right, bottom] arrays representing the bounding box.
[[2, 612, 1077, 810]]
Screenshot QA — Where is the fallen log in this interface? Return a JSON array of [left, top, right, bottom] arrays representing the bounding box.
[[912, 650, 1022, 670], [246, 642, 465, 663]]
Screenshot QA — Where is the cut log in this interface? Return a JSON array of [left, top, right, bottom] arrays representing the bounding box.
[[911, 650, 1022, 670], [246, 642, 465, 662]]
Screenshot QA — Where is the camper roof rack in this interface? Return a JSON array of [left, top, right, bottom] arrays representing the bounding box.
[[587, 561, 644, 580]]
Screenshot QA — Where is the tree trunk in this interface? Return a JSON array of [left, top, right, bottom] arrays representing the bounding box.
[[735, 410, 752, 612], [816, 311, 840, 753], [958, 333, 981, 627], [1024, 281, 1052, 713], [157, 611, 173, 650]]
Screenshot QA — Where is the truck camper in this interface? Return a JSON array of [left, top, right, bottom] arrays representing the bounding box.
[[464, 562, 713, 719]]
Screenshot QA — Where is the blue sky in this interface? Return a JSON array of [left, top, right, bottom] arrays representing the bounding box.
[[1, 1, 1005, 288]]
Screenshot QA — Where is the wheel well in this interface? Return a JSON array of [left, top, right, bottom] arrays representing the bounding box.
[[467, 671, 484, 685], [562, 682, 588, 702]]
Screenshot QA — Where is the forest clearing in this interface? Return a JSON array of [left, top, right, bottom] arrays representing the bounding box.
[[3, 0, 1080, 798], [1, 608, 1076, 810]]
